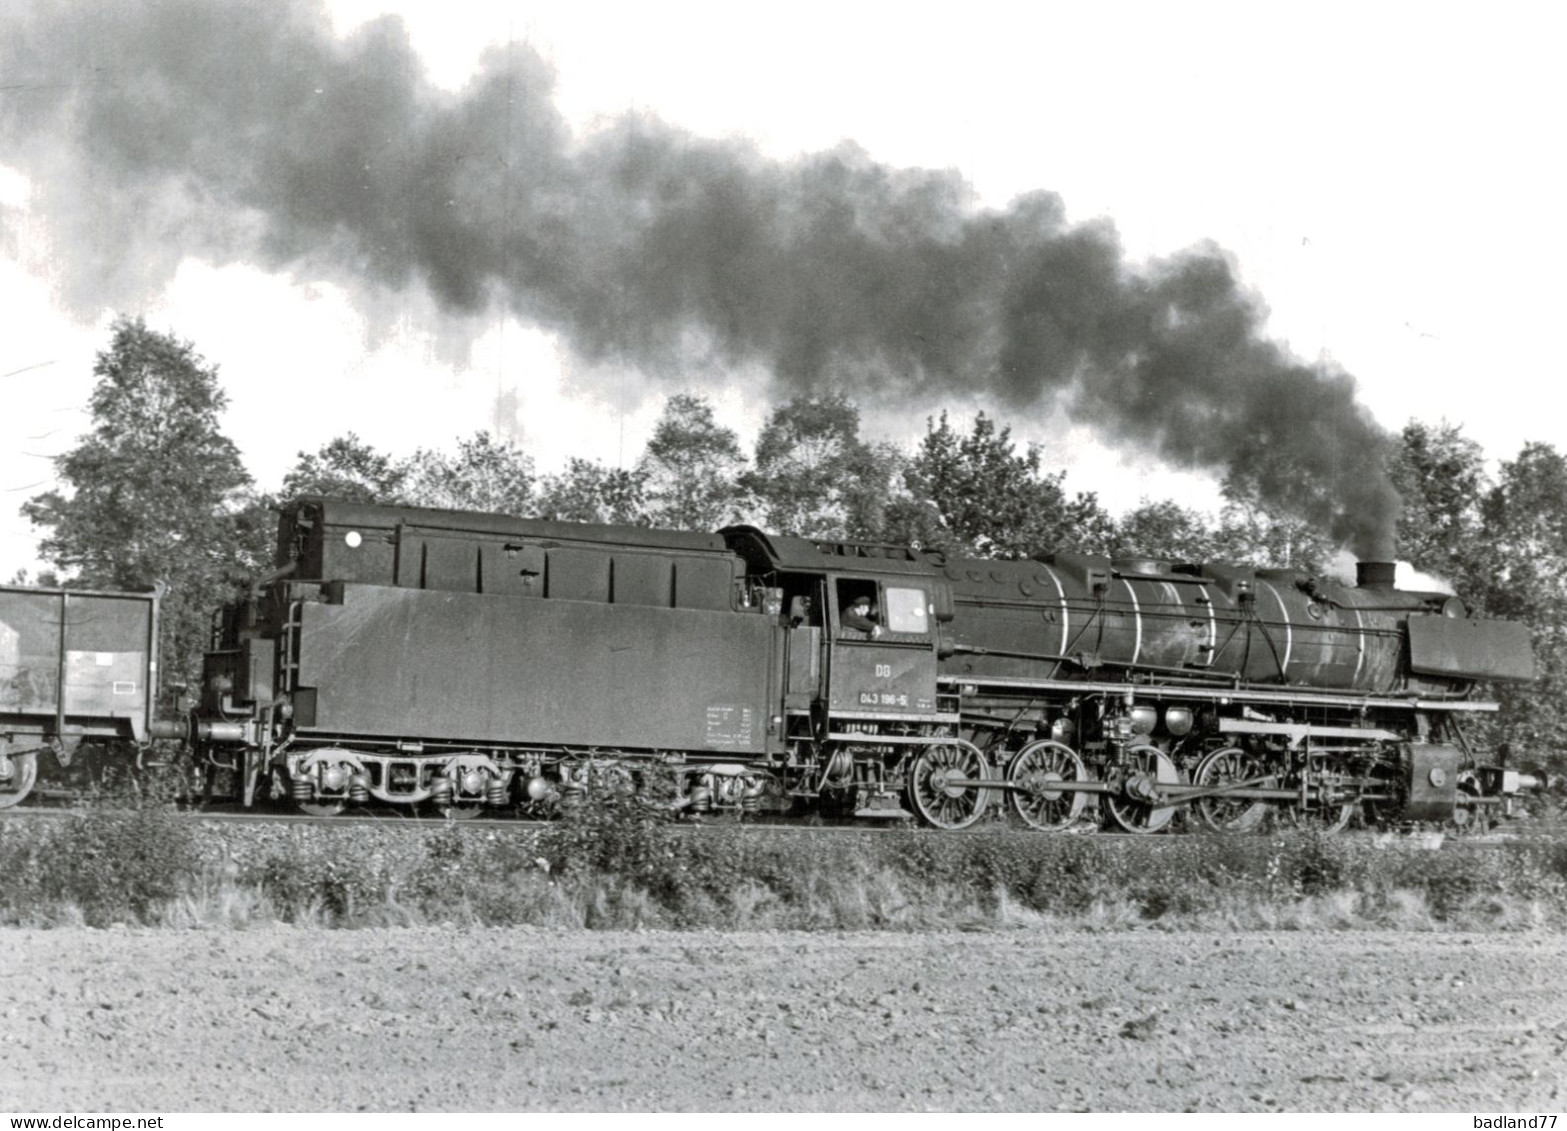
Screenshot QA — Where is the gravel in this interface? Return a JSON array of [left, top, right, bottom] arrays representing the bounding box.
[[2, 927, 1563, 1112]]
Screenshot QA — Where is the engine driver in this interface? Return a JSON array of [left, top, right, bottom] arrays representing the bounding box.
[[842, 594, 883, 638]]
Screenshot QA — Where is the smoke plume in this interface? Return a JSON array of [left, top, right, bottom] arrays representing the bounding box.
[[0, 0, 1399, 556]]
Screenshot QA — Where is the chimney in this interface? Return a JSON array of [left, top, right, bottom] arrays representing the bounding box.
[[1356, 560, 1397, 591]]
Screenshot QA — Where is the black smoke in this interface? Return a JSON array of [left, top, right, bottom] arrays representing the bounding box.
[[0, 0, 1399, 556]]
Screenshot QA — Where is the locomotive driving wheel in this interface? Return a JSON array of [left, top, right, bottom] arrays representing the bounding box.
[[907, 741, 992, 830], [0, 751, 38, 810], [1282, 795, 1355, 833], [1105, 744, 1181, 834], [1280, 755, 1359, 833], [1192, 746, 1272, 833], [1006, 740, 1089, 831]]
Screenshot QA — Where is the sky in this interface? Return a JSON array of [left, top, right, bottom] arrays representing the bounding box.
[[2, 0, 1564, 579]]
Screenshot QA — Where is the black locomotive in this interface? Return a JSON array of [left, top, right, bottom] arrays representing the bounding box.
[[190, 497, 1541, 831]]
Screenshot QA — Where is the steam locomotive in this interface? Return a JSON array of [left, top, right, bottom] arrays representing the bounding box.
[[179, 496, 1541, 832]]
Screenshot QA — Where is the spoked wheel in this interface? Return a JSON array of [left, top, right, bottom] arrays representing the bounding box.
[[1355, 760, 1404, 831], [907, 741, 993, 830], [1281, 758, 1361, 834], [1282, 794, 1356, 833], [1192, 746, 1272, 833], [0, 752, 39, 810], [1006, 740, 1089, 831], [1106, 744, 1181, 834]]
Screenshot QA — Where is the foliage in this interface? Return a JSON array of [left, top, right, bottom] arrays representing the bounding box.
[[741, 392, 900, 539], [1111, 498, 1219, 561], [638, 393, 750, 530], [1477, 442, 1567, 762], [7, 813, 1567, 931], [20, 317, 269, 693], [402, 431, 535, 515], [889, 412, 1113, 557], [1211, 472, 1338, 573], [0, 809, 201, 926], [280, 432, 410, 504], [535, 458, 650, 525], [1388, 419, 1487, 590], [536, 766, 678, 882]]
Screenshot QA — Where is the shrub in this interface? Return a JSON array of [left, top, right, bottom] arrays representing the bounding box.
[[7, 798, 1567, 931], [0, 808, 201, 925]]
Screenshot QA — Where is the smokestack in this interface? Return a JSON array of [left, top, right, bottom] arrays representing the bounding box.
[[1356, 561, 1397, 591]]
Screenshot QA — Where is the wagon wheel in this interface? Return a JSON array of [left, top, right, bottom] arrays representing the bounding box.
[[0, 752, 38, 810], [1006, 740, 1088, 831], [1192, 746, 1272, 833], [1105, 744, 1181, 834], [906, 741, 992, 830]]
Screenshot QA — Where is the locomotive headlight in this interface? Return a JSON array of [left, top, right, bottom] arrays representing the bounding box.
[[344, 531, 363, 548]]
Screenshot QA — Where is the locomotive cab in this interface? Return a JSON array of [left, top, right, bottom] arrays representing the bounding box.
[[825, 575, 944, 723]]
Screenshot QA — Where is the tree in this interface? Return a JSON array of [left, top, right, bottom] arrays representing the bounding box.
[[1387, 418, 1487, 591], [536, 458, 649, 525], [1112, 499, 1219, 562], [639, 393, 749, 531], [21, 317, 265, 692], [741, 392, 899, 539], [1477, 442, 1567, 760], [402, 431, 535, 515], [280, 433, 409, 504], [888, 412, 1113, 557], [1211, 472, 1337, 573]]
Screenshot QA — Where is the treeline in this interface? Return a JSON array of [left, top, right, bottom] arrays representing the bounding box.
[[17, 318, 1567, 766]]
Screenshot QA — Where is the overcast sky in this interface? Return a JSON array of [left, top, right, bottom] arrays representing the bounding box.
[[3, 1, 1564, 578]]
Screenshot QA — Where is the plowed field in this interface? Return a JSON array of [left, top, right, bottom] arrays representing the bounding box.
[[2, 928, 1562, 1112]]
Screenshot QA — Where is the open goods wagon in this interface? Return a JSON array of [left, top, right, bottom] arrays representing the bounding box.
[[0, 584, 163, 807]]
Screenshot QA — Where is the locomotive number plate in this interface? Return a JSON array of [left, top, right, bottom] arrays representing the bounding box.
[[859, 691, 910, 707]]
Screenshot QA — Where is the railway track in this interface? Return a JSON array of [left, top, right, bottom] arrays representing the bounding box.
[[4, 795, 1559, 849]]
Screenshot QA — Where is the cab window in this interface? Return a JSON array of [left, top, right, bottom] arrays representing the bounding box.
[[883, 586, 929, 634]]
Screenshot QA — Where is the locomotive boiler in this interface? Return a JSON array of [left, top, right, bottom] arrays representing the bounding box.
[[188, 497, 1541, 831]]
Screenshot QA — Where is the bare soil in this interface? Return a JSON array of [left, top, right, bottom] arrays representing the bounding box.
[[2, 927, 1563, 1112]]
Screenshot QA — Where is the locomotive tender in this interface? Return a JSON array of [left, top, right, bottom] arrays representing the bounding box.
[[192, 496, 1541, 831]]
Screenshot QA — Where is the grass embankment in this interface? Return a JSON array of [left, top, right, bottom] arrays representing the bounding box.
[[2, 803, 1564, 931]]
